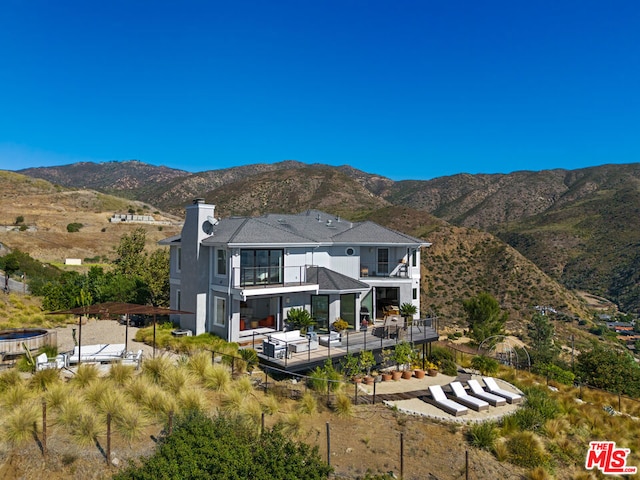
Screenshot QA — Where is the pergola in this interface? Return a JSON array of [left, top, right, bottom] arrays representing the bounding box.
[[47, 302, 192, 364]]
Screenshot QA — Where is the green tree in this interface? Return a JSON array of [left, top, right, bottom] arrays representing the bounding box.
[[141, 248, 170, 306], [576, 342, 640, 396], [114, 227, 147, 276], [462, 292, 507, 344], [527, 312, 558, 365], [113, 411, 332, 480]]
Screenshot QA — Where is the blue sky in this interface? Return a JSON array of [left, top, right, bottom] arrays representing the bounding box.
[[1, 1, 638, 180]]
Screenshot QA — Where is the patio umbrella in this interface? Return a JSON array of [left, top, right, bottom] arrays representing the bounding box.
[[47, 302, 192, 364]]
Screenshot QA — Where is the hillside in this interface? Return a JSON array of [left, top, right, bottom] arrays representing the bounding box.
[[14, 159, 640, 315], [0, 171, 181, 264]]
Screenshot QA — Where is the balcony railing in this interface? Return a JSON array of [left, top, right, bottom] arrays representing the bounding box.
[[233, 266, 309, 288], [359, 262, 410, 278]]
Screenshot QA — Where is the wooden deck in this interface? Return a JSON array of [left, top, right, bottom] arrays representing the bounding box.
[[255, 321, 439, 373]]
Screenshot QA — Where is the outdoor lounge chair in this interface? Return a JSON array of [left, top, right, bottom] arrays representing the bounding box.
[[428, 385, 468, 416], [482, 377, 523, 404], [449, 381, 490, 411], [466, 379, 507, 407], [35, 352, 66, 371]]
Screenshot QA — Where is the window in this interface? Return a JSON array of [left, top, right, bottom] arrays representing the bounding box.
[[346, 247, 355, 256], [311, 295, 329, 332], [412, 250, 417, 267], [176, 290, 181, 310], [216, 249, 227, 275], [214, 296, 226, 326], [377, 248, 389, 275], [177, 247, 182, 272], [240, 249, 283, 286], [412, 288, 417, 300]]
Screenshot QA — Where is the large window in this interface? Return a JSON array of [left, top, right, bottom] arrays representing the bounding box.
[[213, 296, 226, 326], [340, 294, 356, 329], [311, 295, 329, 332], [240, 249, 283, 286]]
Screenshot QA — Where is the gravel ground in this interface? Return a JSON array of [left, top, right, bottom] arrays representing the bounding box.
[[52, 317, 158, 359]]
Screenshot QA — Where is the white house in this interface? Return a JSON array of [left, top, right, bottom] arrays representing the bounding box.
[[160, 199, 430, 343]]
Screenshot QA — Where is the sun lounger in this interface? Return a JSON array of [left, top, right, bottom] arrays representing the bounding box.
[[67, 343, 126, 364], [467, 379, 507, 406], [482, 377, 523, 404], [449, 381, 490, 411], [428, 385, 468, 416]]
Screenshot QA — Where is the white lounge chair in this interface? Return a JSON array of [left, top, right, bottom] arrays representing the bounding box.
[[483, 377, 523, 404], [467, 379, 507, 406], [428, 385, 468, 416], [35, 352, 66, 371], [449, 381, 490, 411]]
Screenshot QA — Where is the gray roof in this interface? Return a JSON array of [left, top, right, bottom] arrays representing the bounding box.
[[306, 266, 370, 293], [198, 209, 428, 247]]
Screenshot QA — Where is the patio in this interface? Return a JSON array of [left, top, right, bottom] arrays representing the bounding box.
[[254, 318, 439, 373]]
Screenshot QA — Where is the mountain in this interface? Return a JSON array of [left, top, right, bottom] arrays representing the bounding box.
[[13, 160, 640, 314]]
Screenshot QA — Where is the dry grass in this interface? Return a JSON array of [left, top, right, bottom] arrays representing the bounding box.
[[2, 401, 40, 445]]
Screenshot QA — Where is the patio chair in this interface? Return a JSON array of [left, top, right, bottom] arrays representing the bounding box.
[[428, 385, 468, 416], [482, 377, 523, 404], [35, 352, 65, 371], [466, 379, 507, 406], [448, 381, 490, 411]]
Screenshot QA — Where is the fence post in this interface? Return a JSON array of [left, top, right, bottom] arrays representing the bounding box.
[[326, 422, 331, 468], [364, 329, 367, 350], [400, 432, 404, 479], [168, 410, 174, 435], [261, 412, 265, 435], [42, 400, 47, 457], [327, 380, 331, 407], [354, 381, 358, 405], [373, 380, 377, 405], [466, 450, 469, 480], [265, 369, 268, 393], [106, 413, 112, 466]]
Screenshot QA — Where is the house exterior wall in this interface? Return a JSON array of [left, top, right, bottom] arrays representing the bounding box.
[[165, 201, 427, 341]]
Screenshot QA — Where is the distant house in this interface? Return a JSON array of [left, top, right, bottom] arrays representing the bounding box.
[[160, 199, 430, 343], [110, 213, 155, 223]]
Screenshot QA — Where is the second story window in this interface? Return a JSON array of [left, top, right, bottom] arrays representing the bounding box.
[[216, 249, 227, 276], [240, 249, 283, 286]]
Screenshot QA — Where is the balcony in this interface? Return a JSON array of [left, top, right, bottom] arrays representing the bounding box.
[[360, 262, 410, 279], [233, 266, 310, 289]]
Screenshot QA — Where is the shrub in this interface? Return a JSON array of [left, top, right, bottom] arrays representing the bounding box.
[[66, 222, 83, 233], [471, 355, 499, 376], [334, 393, 352, 417], [467, 421, 498, 450], [506, 431, 549, 469]]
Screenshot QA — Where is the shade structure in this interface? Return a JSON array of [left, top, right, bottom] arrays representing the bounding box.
[[47, 302, 192, 364]]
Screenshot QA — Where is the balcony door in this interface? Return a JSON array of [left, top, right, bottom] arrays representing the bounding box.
[[377, 248, 389, 275], [240, 249, 283, 286]]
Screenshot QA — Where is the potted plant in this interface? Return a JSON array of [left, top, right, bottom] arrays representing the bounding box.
[[426, 361, 439, 376], [410, 349, 425, 378], [391, 341, 413, 380], [359, 350, 375, 384], [286, 307, 315, 334], [380, 348, 393, 381], [332, 318, 349, 334], [399, 302, 417, 323], [340, 353, 360, 383]]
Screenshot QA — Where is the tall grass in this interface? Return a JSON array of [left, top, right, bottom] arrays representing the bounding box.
[[203, 364, 232, 391], [71, 364, 100, 388], [333, 393, 352, 417], [0, 369, 22, 393], [2, 401, 40, 445], [296, 392, 317, 415], [30, 368, 61, 392], [141, 355, 173, 384], [113, 402, 149, 443], [107, 363, 135, 386], [467, 421, 498, 450]]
